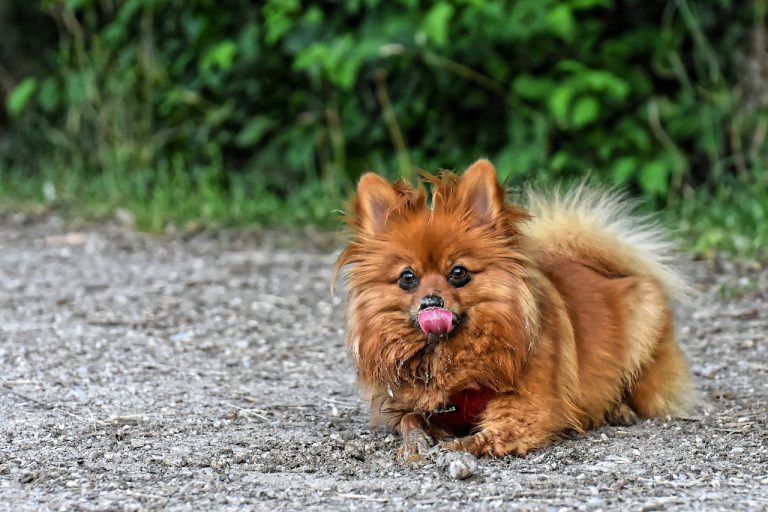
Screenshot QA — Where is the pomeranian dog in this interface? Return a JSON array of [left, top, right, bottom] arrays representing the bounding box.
[[335, 159, 692, 461]]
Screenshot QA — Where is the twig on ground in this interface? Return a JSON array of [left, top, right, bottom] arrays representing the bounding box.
[[110, 414, 156, 426], [0, 384, 54, 409], [333, 494, 389, 502], [222, 401, 270, 422], [124, 490, 169, 500], [242, 397, 314, 409], [2, 382, 109, 426], [322, 397, 358, 408], [53, 407, 109, 427], [137, 361, 230, 376]]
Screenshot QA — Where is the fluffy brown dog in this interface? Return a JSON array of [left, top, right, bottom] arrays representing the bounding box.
[[335, 159, 692, 461]]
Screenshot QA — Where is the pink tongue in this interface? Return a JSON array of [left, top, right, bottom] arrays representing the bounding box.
[[418, 307, 455, 336]]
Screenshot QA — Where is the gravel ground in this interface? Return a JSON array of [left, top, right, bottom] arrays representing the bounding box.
[[1, 217, 766, 511]]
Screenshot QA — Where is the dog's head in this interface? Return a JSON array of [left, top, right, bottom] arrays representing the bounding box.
[[336, 160, 540, 398]]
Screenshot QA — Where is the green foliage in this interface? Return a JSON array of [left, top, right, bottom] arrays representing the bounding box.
[[671, 170, 768, 260], [6, 77, 38, 119], [0, 0, 766, 257]]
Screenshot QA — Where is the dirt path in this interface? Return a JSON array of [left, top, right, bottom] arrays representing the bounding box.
[[1, 218, 766, 511]]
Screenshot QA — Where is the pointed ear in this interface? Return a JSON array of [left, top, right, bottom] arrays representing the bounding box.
[[353, 173, 401, 235], [457, 159, 505, 225]]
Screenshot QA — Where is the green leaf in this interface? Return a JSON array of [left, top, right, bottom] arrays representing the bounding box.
[[582, 70, 630, 100], [263, 0, 301, 45], [200, 40, 238, 72], [302, 5, 324, 24], [609, 156, 637, 184], [293, 35, 367, 90], [547, 4, 575, 41], [422, 3, 455, 47], [236, 116, 276, 147], [238, 23, 261, 60], [6, 77, 37, 119], [556, 60, 585, 73], [548, 84, 575, 126], [65, 0, 93, 10], [638, 160, 669, 196], [38, 78, 60, 113], [512, 74, 554, 99], [64, 70, 94, 106], [550, 150, 570, 171], [570, 95, 600, 128], [570, 0, 613, 9], [293, 43, 329, 75]]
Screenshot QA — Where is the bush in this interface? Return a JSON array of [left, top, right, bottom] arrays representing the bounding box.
[[0, 0, 766, 230]]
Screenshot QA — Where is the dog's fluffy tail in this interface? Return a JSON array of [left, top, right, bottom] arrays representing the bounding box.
[[520, 184, 690, 301]]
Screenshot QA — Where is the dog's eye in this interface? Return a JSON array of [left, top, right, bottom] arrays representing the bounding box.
[[398, 269, 419, 291], [448, 265, 471, 287]]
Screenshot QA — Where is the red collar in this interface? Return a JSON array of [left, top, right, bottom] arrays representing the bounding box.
[[428, 388, 495, 435]]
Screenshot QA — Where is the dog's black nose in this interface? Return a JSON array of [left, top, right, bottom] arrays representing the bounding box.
[[419, 295, 444, 310]]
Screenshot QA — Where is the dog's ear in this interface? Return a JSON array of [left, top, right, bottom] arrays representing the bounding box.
[[353, 173, 401, 236], [457, 159, 505, 225]]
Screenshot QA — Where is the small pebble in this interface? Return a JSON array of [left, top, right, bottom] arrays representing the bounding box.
[[344, 441, 365, 461], [741, 339, 755, 349], [439, 452, 478, 480], [19, 472, 37, 484], [587, 496, 603, 508]]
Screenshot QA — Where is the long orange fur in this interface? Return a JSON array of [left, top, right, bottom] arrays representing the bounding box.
[[336, 159, 692, 460]]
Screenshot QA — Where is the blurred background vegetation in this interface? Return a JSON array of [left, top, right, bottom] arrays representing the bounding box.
[[0, 0, 766, 258]]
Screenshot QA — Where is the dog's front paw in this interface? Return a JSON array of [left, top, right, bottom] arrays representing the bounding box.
[[446, 430, 542, 457], [395, 428, 434, 464], [605, 402, 639, 426], [446, 431, 495, 457]]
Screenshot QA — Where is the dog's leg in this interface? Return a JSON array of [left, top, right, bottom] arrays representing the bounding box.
[[612, 274, 692, 418], [394, 412, 434, 463], [604, 401, 639, 426], [445, 395, 563, 457], [628, 333, 692, 418]]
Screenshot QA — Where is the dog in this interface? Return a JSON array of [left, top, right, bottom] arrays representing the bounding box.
[[335, 159, 692, 461]]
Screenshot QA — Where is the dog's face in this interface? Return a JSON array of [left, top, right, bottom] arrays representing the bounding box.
[[337, 161, 539, 399]]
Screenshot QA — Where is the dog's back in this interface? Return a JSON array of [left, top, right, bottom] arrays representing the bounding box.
[[521, 186, 693, 419], [520, 185, 690, 300]]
